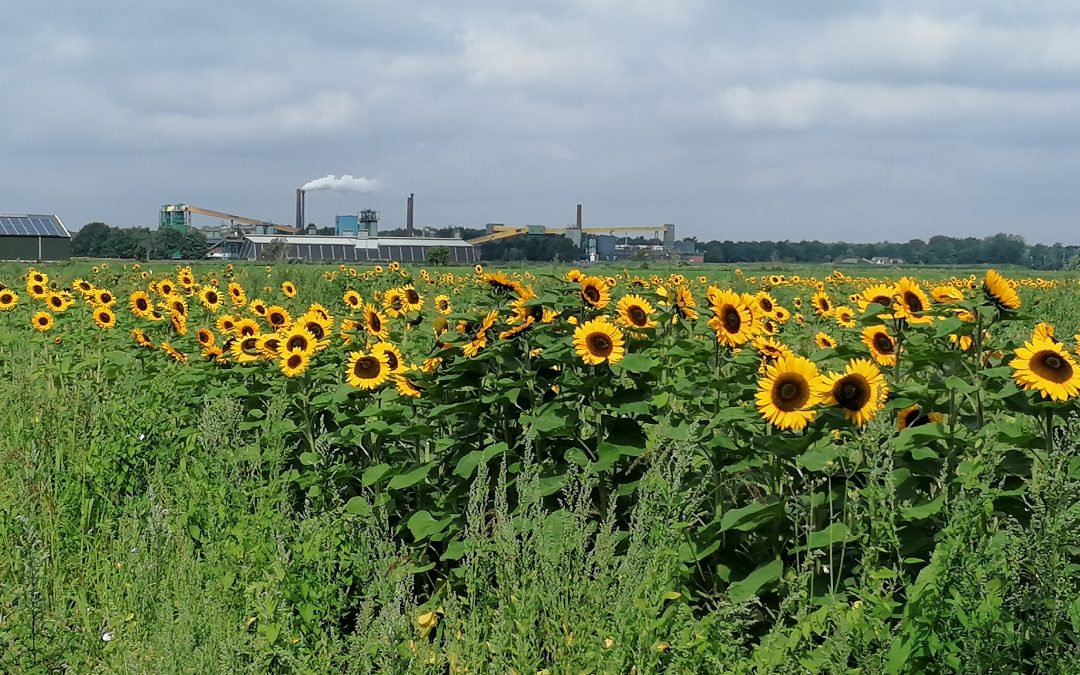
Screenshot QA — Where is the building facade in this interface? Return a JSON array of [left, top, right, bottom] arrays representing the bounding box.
[[230, 234, 478, 264], [0, 214, 72, 261]]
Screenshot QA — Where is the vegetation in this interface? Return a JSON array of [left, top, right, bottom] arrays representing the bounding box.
[[71, 223, 208, 260], [2, 261, 1080, 672]]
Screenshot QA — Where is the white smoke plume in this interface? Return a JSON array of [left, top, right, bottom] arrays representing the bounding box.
[[301, 174, 380, 192]]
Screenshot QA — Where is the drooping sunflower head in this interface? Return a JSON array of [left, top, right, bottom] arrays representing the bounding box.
[[580, 276, 611, 310], [819, 358, 887, 426], [861, 326, 897, 366], [1010, 337, 1080, 401], [983, 269, 1021, 311], [345, 350, 391, 390], [755, 354, 822, 431], [573, 317, 626, 366], [483, 272, 522, 296], [931, 285, 965, 304]]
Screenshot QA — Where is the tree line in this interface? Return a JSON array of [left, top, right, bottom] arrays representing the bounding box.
[[71, 223, 208, 260]]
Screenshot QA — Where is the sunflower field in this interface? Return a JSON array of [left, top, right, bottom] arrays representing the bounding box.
[[3, 261, 1080, 672]]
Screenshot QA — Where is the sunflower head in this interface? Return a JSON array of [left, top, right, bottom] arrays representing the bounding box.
[[573, 317, 626, 366], [346, 350, 391, 390], [819, 358, 887, 426], [983, 269, 1021, 311], [755, 354, 822, 431], [1011, 337, 1080, 401], [580, 276, 611, 309]]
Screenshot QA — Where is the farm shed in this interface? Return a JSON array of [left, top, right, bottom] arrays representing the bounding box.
[[0, 214, 72, 261]]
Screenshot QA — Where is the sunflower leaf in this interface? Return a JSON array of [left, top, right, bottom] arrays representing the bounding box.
[[728, 559, 782, 603]]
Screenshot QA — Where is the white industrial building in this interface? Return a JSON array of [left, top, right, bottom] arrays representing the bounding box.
[[227, 234, 478, 264]]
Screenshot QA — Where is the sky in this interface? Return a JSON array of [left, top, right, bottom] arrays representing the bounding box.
[[4, 1, 1080, 243]]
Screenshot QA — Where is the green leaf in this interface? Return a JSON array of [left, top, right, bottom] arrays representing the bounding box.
[[798, 522, 852, 551], [616, 353, 659, 374], [361, 463, 391, 486], [407, 510, 451, 540], [901, 492, 945, 520], [442, 540, 467, 561], [388, 463, 434, 490], [454, 442, 508, 479], [728, 559, 782, 603], [344, 496, 371, 516], [298, 451, 320, 466], [933, 316, 964, 338], [797, 446, 839, 472], [944, 376, 977, 394], [720, 500, 783, 532]]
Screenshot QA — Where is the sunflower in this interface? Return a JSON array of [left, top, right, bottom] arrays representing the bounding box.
[[343, 290, 363, 311], [819, 358, 888, 426], [230, 335, 263, 364], [257, 334, 283, 359], [382, 288, 407, 317], [131, 328, 155, 350], [249, 299, 268, 317], [216, 315, 237, 334], [280, 349, 311, 378], [394, 374, 422, 398], [1010, 337, 1080, 401], [364, 303, 390, 340], [156, 279, 176, 297], [773, 306, 791, 324], [233, 318, 260, 338], [265, 305, 291, 330], [753, 336, 793, 365], [983, 269, 1021, 311], [0, 289, 18, 311], [463, 311, 499, 358], [811, 291, 833, 318], [893, 277, 932, 323], [31, 311, 54, 332], [573, 317, 626, 366], [228, 282, 247, 307], [129, 291, 154, 317], [196, 328, 215, 347], [345, 350, 391, 390], [931, 285, 965, 304], [755, 291, 778, 316], [281, 281, 298, 298], [616, 294, 658, 330], [580, 276, 611, 310], [862, 326, 898, 367], [707, 289, 758, 347], [833, 305, 857, 329], [280, 325, 317, 356], [434, 294, 452, 315], [166, 295, 187, 318], [28, 270, 47, 285], [755, 354, 822, 431], [897, 405, 942, 431], [401, 285, 424, 312], [815, 332, 837, 349], [93, 307, 117, 329], [199, 286, 223, 312], [482, 271, 522, 295], [671, 286, 699, 322], [170, 312, 187, 336], [161, 341, 188, 364]]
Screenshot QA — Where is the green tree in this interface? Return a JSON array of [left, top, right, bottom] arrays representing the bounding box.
[[71, 222, 112, 257], [426, 246, 450, 266]]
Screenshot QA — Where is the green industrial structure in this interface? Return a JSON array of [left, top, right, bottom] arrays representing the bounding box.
[[0, 214, 72, 261]]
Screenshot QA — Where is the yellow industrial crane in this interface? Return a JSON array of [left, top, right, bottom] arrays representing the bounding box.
[[160, 204, 298, 234]]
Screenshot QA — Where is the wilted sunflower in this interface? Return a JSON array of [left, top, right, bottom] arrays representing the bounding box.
[[280, 349, 311, 378], [434, 294, 452, 315], [580, 276, 611, 310], [228, 282, 247, 307], [819, 358, 888, 426], [394, 374, 422, 398], [281, 281, 298, 298], [707, 289, 757, 347], [265, 305, 291, 329], [364, 303, 389, 340], [0, 289, 18, 311], [755, 354, 822, 431], [983, 269, 1021, 311], [93, 307, 117, 329], [897, 404, 942, 431], [616, 294, 658, 330], [1010, 337, 1080, 401], [815, 332, 837, 349], [345, 350, 391, 390], [343, 290, 363, 311], [573, 317, 626, 366], [31, 311, 54, 332], [861, 326, 898, 367], [199, 286, 223, 312]]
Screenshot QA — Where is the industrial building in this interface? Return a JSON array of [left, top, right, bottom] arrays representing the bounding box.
[[0, 214, 72, 261], [227, 233, 478, 263]]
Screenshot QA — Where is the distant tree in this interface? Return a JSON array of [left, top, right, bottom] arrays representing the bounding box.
[[317, 226, 336, 236], [260, 238, 288, 261], [71, 222, 112, 257], [426, 246, 450, 266]]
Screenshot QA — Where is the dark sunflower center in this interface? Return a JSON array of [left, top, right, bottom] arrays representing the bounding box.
[[50, 297, 61, 307], [265, 339, 280, 352], [1031, 350, 1073, 383], [173, 302, 185, 316], [818, 299, 830, 311], [834, 375, 871, 411], [722, 306, 741, 333], [583, 286, 601, 303], [286, 335, 308, 352], [587, 332, 613, 357], [199, 332, 210, 344], [903, 407, 924, 428], [390, 298, 403, 309], [241, 337, 260, 355], [384, 352, 399, 370], [270, 312, 285, 325], [370, 314, 381, 331], [240, 325, 256, 337], [904, 292, 924, 313], [628, 305, 648, 326], [98, 311, 110, 323], [206, 291, 218, 304], [136, 298, 148, 310], [354, 356, 381, 379], [222, 321, 234, 331], [287, 354, 303, 369], [307, 323, 324, 340], [873, 333, 895, 354], [37, 316, 48, 325], [32, 284, 43, 294], [1, 293, 12, 303], [406, 290, 420, 304], [760, 298, 773, 312], [772, 374, 810, 412]]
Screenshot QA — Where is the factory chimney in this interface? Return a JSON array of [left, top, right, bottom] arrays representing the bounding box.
[[406, 193, 414, 235], [295, 189, 306, 231], [576, 204, 582, 229]]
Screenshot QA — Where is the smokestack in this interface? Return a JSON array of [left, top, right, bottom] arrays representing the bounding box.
[[407, 193, 414, 235], [576, 204, 582, 229], [295, 189, 306, 230]]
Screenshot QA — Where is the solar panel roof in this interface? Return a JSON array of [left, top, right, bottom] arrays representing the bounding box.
[[0, 214, 70, 238]]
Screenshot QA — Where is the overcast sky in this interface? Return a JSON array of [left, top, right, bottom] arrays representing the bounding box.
[[4, 1, 1080, 243]]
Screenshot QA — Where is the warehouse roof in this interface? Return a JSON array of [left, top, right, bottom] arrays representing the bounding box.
[[0, 214, 70, 238], [242, 234, 474, 248]]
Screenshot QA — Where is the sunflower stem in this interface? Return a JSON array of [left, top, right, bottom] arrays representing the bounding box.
[[1045, 408, 1055, 456]]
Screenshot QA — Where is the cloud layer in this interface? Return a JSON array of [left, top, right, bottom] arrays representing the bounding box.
[[3, 2, 1080, 242]]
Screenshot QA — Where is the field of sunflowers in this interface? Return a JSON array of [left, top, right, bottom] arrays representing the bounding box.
[[3, 260, 1080, 672]]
